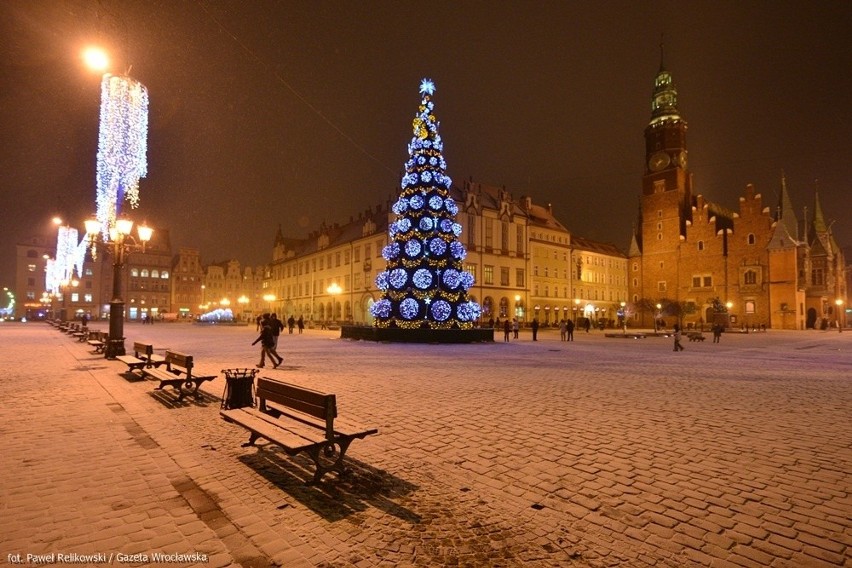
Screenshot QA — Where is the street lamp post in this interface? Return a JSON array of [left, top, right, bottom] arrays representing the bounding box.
[[263, 294, 276, 314], [836, 299, 844, 333], [655, 303, 662, 332], [86, 217, 152, 359]]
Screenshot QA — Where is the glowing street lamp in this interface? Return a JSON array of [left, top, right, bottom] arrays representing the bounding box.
[[327, 282, 342, 323], [86, 216, 153, 358], [82, 46, 110, 73], [836, 299, 844, 333]]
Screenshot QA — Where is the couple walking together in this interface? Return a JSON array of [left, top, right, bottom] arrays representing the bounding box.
[[253, 313, 284, 368]]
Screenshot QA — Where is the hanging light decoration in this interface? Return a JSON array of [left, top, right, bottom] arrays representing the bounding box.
[[96, 73, 149, 241]]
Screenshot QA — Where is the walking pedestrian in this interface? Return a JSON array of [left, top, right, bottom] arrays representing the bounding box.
[[566, 319, 575, 341], [252, 314, 282, 368], [287, 315, 295, 334], [297, 315, 304, 334], [673, 324, 685, 352], [503, 318, 511, 342], [270, 313, 284, 349], [531, 318, 539, 341]]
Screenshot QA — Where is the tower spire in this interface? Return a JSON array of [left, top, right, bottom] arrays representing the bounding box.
[[649, 41, 680, 126], [811, 181, 828, 234]]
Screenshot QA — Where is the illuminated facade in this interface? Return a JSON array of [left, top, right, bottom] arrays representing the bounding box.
[[264, 180, 628, 327], [628, 62, 847, 330]]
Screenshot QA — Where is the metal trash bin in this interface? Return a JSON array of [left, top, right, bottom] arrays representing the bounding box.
[[221, 368, 258, 409]]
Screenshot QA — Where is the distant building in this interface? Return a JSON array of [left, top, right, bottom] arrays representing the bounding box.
[[200, 259, 264, 322], [170, 247, 203, 319], [14, 235, 56, 320], [263, 181, 628, 327], [627, 61, 847, 330]]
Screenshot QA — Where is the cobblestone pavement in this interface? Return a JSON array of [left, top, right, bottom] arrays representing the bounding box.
[[1, 322, 850, 567]]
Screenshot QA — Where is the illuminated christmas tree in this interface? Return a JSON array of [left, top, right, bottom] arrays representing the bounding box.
[[370, 79, 481, 329]]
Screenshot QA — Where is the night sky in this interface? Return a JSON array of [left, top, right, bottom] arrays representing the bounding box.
[[2, 1, 851, 286]]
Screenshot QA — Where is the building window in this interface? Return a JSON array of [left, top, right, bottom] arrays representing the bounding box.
[[748, 233, 756, 245], [697, 241, 704, 251], [353, 247, 360, 262], [501, 221, 509, 252], [468, 214, 476, 247], [692, 276, 701, 288], [131, 268, 139, 277], [141, 269, 149, 278], [703, 276, 712, 287], [485, 219, 493, 249], [484, 265, 494, 285], [745, 300, 755, 314], [516, 227, 524, 255], [632, 262, 638, 272], [500, 267, 510, 286], [161, 271, 169, 279], [744, 270, 757, 285], [658, 281, 666, 292], [465, 264, 477, 281], [516, 268, 525, 287]]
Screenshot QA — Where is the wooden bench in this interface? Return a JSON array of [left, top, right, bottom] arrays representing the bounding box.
[[87, 331, 108, 353], [140, 351, 216, 402], [220, 377, 378, 484], [687, 331, 706, 342], [116, 342, 166, 372]]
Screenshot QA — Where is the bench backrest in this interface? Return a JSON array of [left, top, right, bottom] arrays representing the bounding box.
[[133, 342, 154, 358], [164, 351, 193, 374], [257, 377, 336, 439]]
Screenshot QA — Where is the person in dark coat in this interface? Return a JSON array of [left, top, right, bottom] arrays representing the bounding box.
[[252, 314, 283, 368], [503, 318, 511, 342], [566, 319, 575, 341], [531, 318, 539, 341]]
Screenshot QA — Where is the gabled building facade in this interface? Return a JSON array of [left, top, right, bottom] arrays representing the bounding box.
[[628, 60, 847, 329]]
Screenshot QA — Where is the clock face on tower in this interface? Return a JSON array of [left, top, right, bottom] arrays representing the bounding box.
[[649, 151, 670, 172], [676, 151, 687, 168]]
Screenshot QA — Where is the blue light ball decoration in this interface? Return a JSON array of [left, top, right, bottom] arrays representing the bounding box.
[[430, 300, 451, 322], [392, 198, 408, 215], [375, 271, 389, 291], [396, 218, 412, 233], [428, 195, 444, 210], [440, 219, 454, 233], [445, 198, 458, 215], [419, 217, 434, 231], [413, 269, 433, 289], [409, 194, 425, 210], [429, 156, 438, 166], [405, 239, 422, 257], [460, 271, 474, 290], [399, 298, 419, 320], [442, 268, 461, 289], [389, 268, 408, 290], [370, 299, 391, 318], [457, 301, 482, 322], [420, 171, 433, 183], [452, 222, 462, 237], [382, 243, 400, 261], [429, 238, 447, 256], [450, 241, 467, 260]]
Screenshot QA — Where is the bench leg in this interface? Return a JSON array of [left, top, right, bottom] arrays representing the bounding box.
[[305, 438, 354, 485], [241, 432, 262, 448]]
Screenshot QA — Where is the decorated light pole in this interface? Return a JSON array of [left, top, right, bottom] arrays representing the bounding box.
[[83, 52, 151, 358]]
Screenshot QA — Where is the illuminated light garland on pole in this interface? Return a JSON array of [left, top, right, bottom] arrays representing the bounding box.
[[95, 73, 149, 242]]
